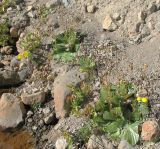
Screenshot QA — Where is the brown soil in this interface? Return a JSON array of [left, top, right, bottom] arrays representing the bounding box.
[[0, 130, 35, 149]]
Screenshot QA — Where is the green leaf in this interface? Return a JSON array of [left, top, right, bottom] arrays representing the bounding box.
[[122, 122, 140, 146], [103, 119, 124, 134], [103, 111, 115, 120], [118, 81, 128, 98]]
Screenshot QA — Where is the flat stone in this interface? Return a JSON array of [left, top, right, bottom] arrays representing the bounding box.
[[0, 93, 26, 130], [21, 91, 46, 105]]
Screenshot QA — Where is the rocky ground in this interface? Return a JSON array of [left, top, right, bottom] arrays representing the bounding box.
[[1, 0, 160, 149]]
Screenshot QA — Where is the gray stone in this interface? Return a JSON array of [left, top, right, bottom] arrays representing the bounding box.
[[18, 67, 31, 81], [138, 11, 147, 21], [53, 68, 88, 118], [0, 93, 26, 130], [55, 138, 68, 149], [148, 3, 157, 14], [0, 46, 12, 55], [155, 22, 160, 32], [44, 113, 55, 124], [21, 91, 46, 105], [0, 70, 21, 87], [118, 140, 134, 149], [87, 135, 114, 149], [46, 0, 61, 8], [87, 5, 96, 13], [43, 107, 51, 115], [62, 0, 69, 7], [112, 13, 121, 21]]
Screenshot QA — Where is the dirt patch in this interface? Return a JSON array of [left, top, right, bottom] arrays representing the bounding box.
[[0, 130, 35, 149]]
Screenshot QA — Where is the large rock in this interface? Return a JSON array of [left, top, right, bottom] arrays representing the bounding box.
[[53, 68, 87, 118], [141, 120, 160, 141], [0, 93, 26, 130], [21, 91, 46, 105]]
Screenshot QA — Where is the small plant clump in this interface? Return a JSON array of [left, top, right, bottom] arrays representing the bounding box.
[[92, 81, 149, 145], [79, 57, 96, 73], [0, 0, 16, 14], [17, 32, 41, 60], [51, 29, 81, 62], [0, 21, 10, 47], [70, 81, 150, 146], [69, 83, 91, 115]]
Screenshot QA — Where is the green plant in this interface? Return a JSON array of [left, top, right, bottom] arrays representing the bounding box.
[[18, 32, 41, 61], [70, 83, 91, 115], [0, 0, 16, 14], [64, 132, 74, 149], [78, 123, 92, 142], [37, 5, 50, 19], [51, 29, 81, 62], [0, 21, 10, 46], [20, 32, 41, 51], [79, 57, 96, 72], [30, 102, 42, 111], [92, 81, 149, 145]]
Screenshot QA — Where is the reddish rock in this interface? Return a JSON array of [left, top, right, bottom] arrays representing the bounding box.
[[141, 120, 160, 141], [0, 93, 26, 130]]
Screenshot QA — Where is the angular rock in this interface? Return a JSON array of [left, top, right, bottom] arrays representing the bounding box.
[[87, 135, 115, 149], [118, 140, 134, 149], [87, 5, 96, 13], [0, 70, 21, 87], [138, 11, 147, 21], [141, 120, 160, 141], [0, 93, 26, 130], [102, 15, 118, 31], [46, 0, 61, 8], [21, 91, 46, 105], [148, 3, 157, 14], [55, 138, 68, 149], [44, 113, 56, 125], [112, 13, 121, 21], [0, 46, 12, 55], [53, 68, 87, 118]]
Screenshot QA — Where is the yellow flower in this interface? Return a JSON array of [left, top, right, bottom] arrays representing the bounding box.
[[23, 51, 29, 58], [17, 53, 23, 60], [141, 97, 149, 103], [136, 97, 141, 102]]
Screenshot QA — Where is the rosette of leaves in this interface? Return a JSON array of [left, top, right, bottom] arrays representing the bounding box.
[[93, 81, 149, 146], [0, 21, 10, 47], [51, 29, 81, 62]]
